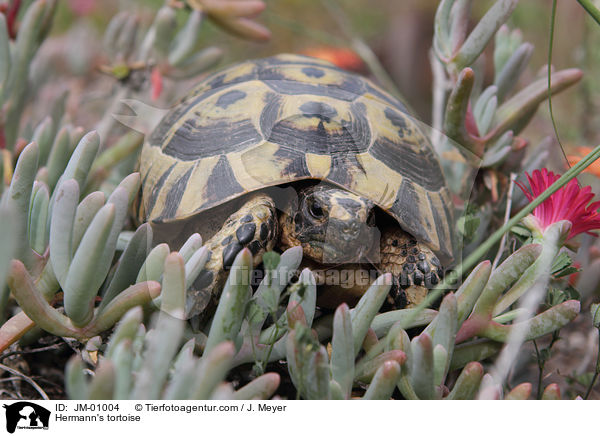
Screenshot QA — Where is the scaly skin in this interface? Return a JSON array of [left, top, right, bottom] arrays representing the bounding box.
[[305, 227, 444, 309], [278, 185, 444, 308], [378, 226, 444, 307], [186, 193, 278, 319], [190, 186, 444, 318]]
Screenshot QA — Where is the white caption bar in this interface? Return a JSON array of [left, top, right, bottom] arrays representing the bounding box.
[[0, 400, 595, 435]]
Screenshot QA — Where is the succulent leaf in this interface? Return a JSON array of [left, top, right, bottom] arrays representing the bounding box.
[[350, 273, 392, 356], [456, 260, 491, 324], [491, 69, 583, 141], [88, 360, 116, 400], [184, 246, 210, 290], [130, 310, 185, 400], [331, 304, 354, 399], [63, 203, 116, 326], [355, 350, 406, 384], [473, 244, 542, 319], [0, 14, 9, 101], [71, 191, 107, 256], [46, 126, 72, 192], [65, 355, 89, 401], [232, 373, 280, 400], [361, 360, 401, 400], [8, 260, 78, 338], [370, 308, 437, 337], [27, 182, 49, 255], [505, 382, 532, 400], [161, 252, 186, 320], [494, 42, 533, 100], [111, 339, 134, 400], [168, 10, 205, 68], [191, 341, 235, 400], [204, 248, 252, 353], [450, 340, 502, 371], [0, 206, 18, 291], [49, 179, 79, 285], [136, 243, 169, 283], [87, 281, 161, 337], [445, 361, 484, 400], [178, 233, 203, 262], [452, 0, 519, 70], [7, 141, 38, 267], [31, 117, 54, 167], [54, 131, 99, 195], [153, 6, 177, 58], [104, 307, 144, 359], [99, 224, 153, 311], [409, 333, 435, 400]]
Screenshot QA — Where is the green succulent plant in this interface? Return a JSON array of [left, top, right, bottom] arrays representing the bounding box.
[[0, 0, 597, 401], [65, 253, 281, 400], [432, 0, 582, 195], [280, 242, 577, 400], [0, 0, 57, 150]]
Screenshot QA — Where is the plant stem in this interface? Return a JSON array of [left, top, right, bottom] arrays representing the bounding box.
[[492, 172, 517, 269], [458, 145, 600, 276], [430, 50, 450, 149], [0, 311, 36, 353], [547, 0, 569, 168], [578, 0, 600, 26], [406, 143, 600, 325], [584, 329, 600, 399], [0, 362, 49, 400], [533, 340, 544, 399]]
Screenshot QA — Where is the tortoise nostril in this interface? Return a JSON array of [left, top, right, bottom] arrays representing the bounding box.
[[342, 222, 360, 237]]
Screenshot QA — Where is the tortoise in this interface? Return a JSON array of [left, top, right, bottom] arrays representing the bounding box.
[[138, 54, 454, 317]]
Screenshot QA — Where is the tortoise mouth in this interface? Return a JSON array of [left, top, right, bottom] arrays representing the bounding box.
[[305, 238, 376, 264]]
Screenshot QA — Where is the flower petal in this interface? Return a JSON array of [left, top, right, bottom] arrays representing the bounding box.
[[517, 169, 600, 240]]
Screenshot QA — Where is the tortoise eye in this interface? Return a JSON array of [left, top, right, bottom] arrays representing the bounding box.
[[309, 201, 325, 220]]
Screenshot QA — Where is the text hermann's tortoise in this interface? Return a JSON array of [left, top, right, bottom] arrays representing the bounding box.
[[138, 54, 454, 318]]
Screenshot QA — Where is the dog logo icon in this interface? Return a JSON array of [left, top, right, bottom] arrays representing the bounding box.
[[3, 402, 50, 433]]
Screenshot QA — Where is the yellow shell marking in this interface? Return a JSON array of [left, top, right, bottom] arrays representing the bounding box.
[[140, 54, 454, 263]]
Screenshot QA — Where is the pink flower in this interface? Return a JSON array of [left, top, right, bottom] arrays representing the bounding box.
[[517, 168, 600, 240]]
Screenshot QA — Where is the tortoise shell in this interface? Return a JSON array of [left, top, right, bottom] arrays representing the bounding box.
[[139, 54, 454, 263]]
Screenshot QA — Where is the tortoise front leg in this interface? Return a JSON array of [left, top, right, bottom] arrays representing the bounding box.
[[379, 227, 444, 307], [187, 193, 278, 319], [307, 227, 444, 309]]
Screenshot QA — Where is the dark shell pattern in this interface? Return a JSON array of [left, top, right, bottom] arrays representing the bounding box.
[[139, 54, 454, 263]]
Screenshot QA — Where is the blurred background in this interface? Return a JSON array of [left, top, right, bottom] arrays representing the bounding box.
[[45, 0, 599, 153]]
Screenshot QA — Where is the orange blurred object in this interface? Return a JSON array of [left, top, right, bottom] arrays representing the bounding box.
[[151, 66, 163, 101], [300, 47, 366, 73], [567, 146, 600, 178]]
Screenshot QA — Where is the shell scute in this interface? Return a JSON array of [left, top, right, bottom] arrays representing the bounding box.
[[140, 54, 454, 262]]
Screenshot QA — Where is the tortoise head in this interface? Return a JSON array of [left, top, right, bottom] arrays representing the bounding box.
[[279, 185, 378, 264]]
